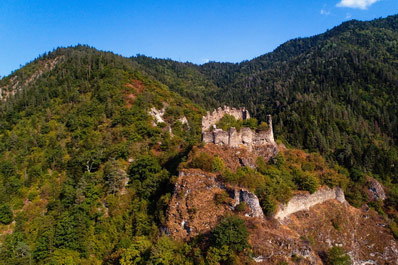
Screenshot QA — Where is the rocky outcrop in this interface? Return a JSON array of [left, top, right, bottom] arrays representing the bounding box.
[[0, 56, 63, 101], [275, 187, 346, 221], [285, 200, 398, 265], [149, 107, 166, 125], [232, 189, 264, 218], [366, 177, 386, 201], [202, 106, 250, 131], [166, 169, 264, 240], [149, 106, 189, 136]]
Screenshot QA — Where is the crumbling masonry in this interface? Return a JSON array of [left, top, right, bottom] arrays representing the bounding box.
[[201, 106, 278, 159]]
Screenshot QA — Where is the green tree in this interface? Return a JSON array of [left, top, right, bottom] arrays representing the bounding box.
[[104, 159, 127, 194], [0, 204, 13, 225], [326, 246, 351, 265], [128, 155, 169, 199], [211, 156, 224, 173], [211, 216, 249, 253], [120, 236, 152, 265], [149, 236, 191, 265]]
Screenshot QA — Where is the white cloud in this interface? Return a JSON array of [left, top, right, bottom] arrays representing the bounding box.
[[346, 13, 352, 19], [202, 58, 210, 63], [336, 0, 380, 10], [320, 9, 331, 15]]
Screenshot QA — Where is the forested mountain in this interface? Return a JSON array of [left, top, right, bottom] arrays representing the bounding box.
[[135, 15, 398, 184], [0, 46, 205, 264], [0, 14, 398, 265]]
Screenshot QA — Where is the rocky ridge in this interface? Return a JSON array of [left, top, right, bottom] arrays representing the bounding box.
[[166, 167, 398, 264], [165, 169, 264, 240], [0, 56, 63, 101]]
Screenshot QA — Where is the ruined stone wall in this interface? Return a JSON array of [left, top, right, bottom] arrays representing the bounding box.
[[202, 107, 275, 150], [202, 106, 250, 131], [274, 187, 346, 221], [202, 123, 277, 158], [201, 108, 278, 160]]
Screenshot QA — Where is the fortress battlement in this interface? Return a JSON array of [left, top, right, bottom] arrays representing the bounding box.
[[201, 107, 278, 160], [202, 106, 250, 131]]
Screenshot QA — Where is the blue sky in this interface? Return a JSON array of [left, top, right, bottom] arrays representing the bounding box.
[[0, 0, 397, 77]]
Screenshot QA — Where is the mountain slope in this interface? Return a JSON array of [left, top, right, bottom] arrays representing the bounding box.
[[132, 15, 398, 183], [1, 14, 398, 264], [199, 15, 398, 183], [0, 45, 205, 264]]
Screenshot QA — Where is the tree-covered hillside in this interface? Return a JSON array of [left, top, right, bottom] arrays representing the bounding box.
[[134, 15, 398, 184], [0, 46, 206, 264], [1, 14, 398, 265]]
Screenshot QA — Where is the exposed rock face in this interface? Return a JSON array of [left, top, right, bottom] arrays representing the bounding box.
[[166, 169, 264, 240], [178, 116, 189, 128], [166, 169, 230, 240], [274, 187, 346, 221], [286, 200, 398, 265], [202, 106, 250, 131], [249, 198, 398, 264], [166, 167, 398, 264], [232, 189, 264, 218], [0, 56, 63, 101], [148, 106, 189, 137], [249, 219, 323, 265], [149, 107, 166, 125], [366, 177, 386, 201]]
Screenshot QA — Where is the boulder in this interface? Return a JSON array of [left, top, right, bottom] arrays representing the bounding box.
[[366, 178, 386, 201]]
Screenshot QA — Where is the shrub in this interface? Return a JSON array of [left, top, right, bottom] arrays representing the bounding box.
[[294, 171, 319, 194], [259, 193, 277, 217], [235, 202, 246, 212], [273, 181, 293, 203], [214, 191, 230, 205], [206, 245, 232, 265], [211, 156, 224, 173], [234, 166, 264, 191], [257, 121, 270, 131], [149, 235, 188, 265], [28, 191, 38, 201], [191, 152, 213, 172], [256, 156, 268, 174], [120, 236, 152, 265], [326, 246, 351, 265], [331, 214, 342, 230], [215, 114, 242, 131], [211, 216, 249, 253], [242, 118, 258, 130], [388, 221, 398, 239]]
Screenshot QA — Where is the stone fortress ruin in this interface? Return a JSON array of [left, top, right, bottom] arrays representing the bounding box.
[[201, 106, 278, 159], [199, 107, 351, 221], [197, 106, 354, 223]]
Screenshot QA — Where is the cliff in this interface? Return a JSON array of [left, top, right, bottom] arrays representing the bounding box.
[[165, 169, 264, 240]]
